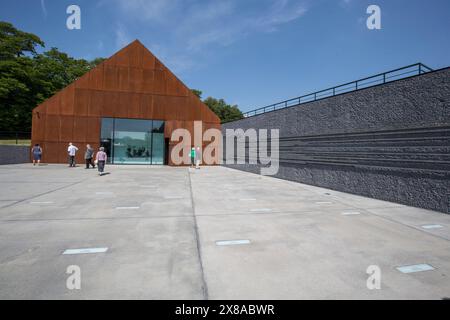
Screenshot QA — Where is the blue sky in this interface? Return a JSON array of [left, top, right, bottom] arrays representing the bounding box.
[[1, 0, 449, 112]]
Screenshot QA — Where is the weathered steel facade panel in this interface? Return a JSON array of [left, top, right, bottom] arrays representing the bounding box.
[[32, 40, 221, 165]]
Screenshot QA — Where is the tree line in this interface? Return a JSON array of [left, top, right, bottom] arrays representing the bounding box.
[[0, 21, 105, 132], [0, 21, 243, 133], [191, 89, 243, 123]]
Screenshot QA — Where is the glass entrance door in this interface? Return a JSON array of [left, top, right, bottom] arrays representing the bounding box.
[[113, 118, 152, 164], [100, 118, 165, 165]]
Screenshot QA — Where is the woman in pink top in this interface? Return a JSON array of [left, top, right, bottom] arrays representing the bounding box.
[[95, 147, 107, 176]]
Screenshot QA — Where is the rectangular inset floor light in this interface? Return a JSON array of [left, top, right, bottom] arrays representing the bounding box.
[[342, 211, 361, 215], [250, 208, 272, 212], [115, 206, 140, 210], [396, 264, 435, 274], [63, 247, 108, 255], [216, 240, 251, 246], [316, 201, 333, 204], [421, 224, 444, 229]]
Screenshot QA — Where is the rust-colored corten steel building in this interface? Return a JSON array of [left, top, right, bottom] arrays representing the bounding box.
[[31, 40, 221, 165]]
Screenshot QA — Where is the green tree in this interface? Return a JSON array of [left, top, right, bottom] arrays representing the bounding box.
[[0, 21, 45, 131], [191, 89, 244, 123], [89, 57, 107, 68], [0, 21, 104, 132], [191, 89, 202, 99], [203, 97, 244, 123], [32, 48, 94, 94], [0, 21, 44, 59]]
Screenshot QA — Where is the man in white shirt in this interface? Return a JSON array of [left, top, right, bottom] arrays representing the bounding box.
[[67, 142, 79, 167]]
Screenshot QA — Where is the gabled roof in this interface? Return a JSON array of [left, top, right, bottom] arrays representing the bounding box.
[[33, 39, 220, 124]]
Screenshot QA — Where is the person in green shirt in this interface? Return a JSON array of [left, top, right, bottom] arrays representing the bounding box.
[[190, 147, 196, 167]]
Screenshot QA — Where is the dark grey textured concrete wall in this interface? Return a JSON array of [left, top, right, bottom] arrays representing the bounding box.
[[222, 68, 450, 213], [0, 145, 30, 165]]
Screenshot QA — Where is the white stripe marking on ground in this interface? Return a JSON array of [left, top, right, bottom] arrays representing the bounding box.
[[421, 224, 444, 229], [63, 247, 108, 255], [341, 211, 361, 215], [216, 240, 251, 246], [396, 264, 435, 273]]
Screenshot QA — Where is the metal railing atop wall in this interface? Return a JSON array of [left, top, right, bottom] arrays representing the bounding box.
[[242, 63, 433, 118], [0, 131, 31, 145]]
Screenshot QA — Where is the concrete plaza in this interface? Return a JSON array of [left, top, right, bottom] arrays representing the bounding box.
[[0, 164, 449, 299]]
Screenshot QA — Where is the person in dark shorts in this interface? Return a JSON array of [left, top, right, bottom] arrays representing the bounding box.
[[85, 144, 95, 169], [31, 144, 42, 166], [95, 147, 107, 176]]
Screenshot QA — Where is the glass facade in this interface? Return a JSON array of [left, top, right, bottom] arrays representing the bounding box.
[[100, 118, 165, 165], [151, 120, 165, 165]]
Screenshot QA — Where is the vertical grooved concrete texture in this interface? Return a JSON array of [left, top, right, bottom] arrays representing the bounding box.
[[222, 67, 450, 213], [0, 146, 29, 165]]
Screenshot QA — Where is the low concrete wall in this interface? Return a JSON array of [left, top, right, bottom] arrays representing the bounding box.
[[0, 145, 30, 165], [222, 67, 450, 213]]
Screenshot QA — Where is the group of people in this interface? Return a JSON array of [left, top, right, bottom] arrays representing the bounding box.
[[68, 143, 107, 175], [32, 144, 203, 171], [31, 143, 108, 176]]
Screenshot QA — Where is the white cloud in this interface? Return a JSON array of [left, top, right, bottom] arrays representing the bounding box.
[[149, 43, 195, 73], [251, 0, 308, 33], [113, 0, 185, 23], [340, 0, 353, 7], [106, 0, 309, 72], [115, 24, 132, 49], [183, 0, 309, 51], [40, 0, 47, 18], [97, 40, 105, 51]]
